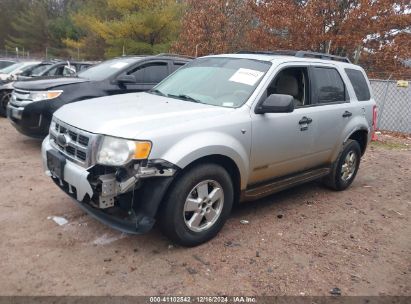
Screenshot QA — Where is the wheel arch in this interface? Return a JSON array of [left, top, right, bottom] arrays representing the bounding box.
[[345, 128, 369, 156], [179, 154, 242, 205]]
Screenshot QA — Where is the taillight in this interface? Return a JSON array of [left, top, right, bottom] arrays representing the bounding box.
[[372, 105, 377, 129]]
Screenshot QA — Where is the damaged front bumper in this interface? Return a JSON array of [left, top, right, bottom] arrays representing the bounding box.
[[41, 136, 177, 234]]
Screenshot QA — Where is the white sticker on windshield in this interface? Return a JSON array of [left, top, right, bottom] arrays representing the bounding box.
[[110, 62, 129, 69], [229, 68, 264, 86]]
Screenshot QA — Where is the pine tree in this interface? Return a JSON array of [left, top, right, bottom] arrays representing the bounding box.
[[66, 0, 183, 58]]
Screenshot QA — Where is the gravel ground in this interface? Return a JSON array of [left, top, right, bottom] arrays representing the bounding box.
[[0, 118, 410, 296]]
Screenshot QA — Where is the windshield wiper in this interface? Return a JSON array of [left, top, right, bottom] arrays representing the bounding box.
[[167, 93, 203, 104], [148, 89, 166, 96]]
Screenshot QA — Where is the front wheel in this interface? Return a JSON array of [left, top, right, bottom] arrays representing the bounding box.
[[0, 91, 12, 117], [159, 163, 234, 247], [323, 139, 361, 191]]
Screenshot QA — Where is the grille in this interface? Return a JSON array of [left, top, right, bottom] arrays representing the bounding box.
[[49, 118, 97, 167], [11, 89, 31, 106]]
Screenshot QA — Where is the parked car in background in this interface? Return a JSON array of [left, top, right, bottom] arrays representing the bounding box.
[[40, 51, 376, 246], [17, 61, 94, 80], [7, 54, 191, 137], [0, 59, 16, 70], [0, 61, 40, 81], [0, 61, 95, 116]]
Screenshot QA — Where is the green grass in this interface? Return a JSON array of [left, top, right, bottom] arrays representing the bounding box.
[[371, 140, 408, 150]]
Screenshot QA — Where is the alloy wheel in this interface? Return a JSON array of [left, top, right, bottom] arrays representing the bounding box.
[[183, 180, 224, 232]]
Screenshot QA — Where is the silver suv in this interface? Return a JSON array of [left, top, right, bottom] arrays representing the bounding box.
[[41, 51, 377, 246]]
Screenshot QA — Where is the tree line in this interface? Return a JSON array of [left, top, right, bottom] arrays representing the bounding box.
[[0, 0, 410, 77]]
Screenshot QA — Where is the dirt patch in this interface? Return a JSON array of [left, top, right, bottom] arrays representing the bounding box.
[[0, 118, 410, 296]]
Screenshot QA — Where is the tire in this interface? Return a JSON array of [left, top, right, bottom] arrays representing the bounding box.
[[323, 139, 361, 191], [159, 163, 234, 247], [0, 91, 12, 117]]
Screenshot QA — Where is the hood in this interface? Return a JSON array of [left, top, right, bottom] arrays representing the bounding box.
[[13, 77, 89, 90], [0, 81, 14, 90], [54, 92, 234, 139]]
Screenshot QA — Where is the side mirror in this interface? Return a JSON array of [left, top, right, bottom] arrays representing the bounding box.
[[117, 74, 136, 84], [255, 94, 294, 114]]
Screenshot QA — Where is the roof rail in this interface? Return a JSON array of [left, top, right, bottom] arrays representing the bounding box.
[[237, 50, 351, 63], [155, 53, 194, 59], [295, 51, 351, 63]]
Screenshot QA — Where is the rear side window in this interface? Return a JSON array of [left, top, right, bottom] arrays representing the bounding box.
[[78, 64, 90, 71], [130, 62, 168, 83], [312, 67, 346, 103], [172, 62, 186, 72], [345, 68, 371, 101]]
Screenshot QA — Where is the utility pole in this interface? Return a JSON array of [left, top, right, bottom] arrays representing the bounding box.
[[326, 41, 332, 54], [354, 45, 362, 64], [46, 47, 48, 60]]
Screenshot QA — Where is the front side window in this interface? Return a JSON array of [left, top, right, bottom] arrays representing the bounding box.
[[151, 57, 272, 108], [45, 66, 65, 76], [266, 67, 309, 108], [45, 66, 58, 76], [312, 67, 346, 104], [345, 68, 371, 101], [129, 62, 168, 83]]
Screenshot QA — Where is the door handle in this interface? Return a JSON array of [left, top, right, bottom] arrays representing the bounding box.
[[342, 111, 352, 118], [299, 116, 313, 125]]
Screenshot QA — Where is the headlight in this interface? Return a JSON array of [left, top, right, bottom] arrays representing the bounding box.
[[29, 90, 63, 102], [97, 136, 152, 166]]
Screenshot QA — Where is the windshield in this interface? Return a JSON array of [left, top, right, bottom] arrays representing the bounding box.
[[20, 63, 53, 76], [31, 63, 54, 76], [151, 57, 271, 108], [78, 57, 139, 81], [0, 62, 25, 74]]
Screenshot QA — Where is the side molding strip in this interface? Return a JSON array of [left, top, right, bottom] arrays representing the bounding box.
[[241, 168, 331, 202]]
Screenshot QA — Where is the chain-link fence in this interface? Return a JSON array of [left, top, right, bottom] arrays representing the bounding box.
[[370, 79, 411, 134]]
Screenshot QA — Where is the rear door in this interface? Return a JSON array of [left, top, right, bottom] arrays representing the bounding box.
[[308, 64, 355, 165]]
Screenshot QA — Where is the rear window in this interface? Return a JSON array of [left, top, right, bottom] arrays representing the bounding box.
[[345, 68, 371, 101], [312, 67, 346, 103]]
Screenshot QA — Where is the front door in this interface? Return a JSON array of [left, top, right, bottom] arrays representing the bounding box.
[[249, 65, 319, 185]]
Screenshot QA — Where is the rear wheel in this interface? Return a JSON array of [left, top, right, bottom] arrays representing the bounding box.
[[323, 139, 361, 191], [159, 163, 234, 247], [0, 91, 12, 117]]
